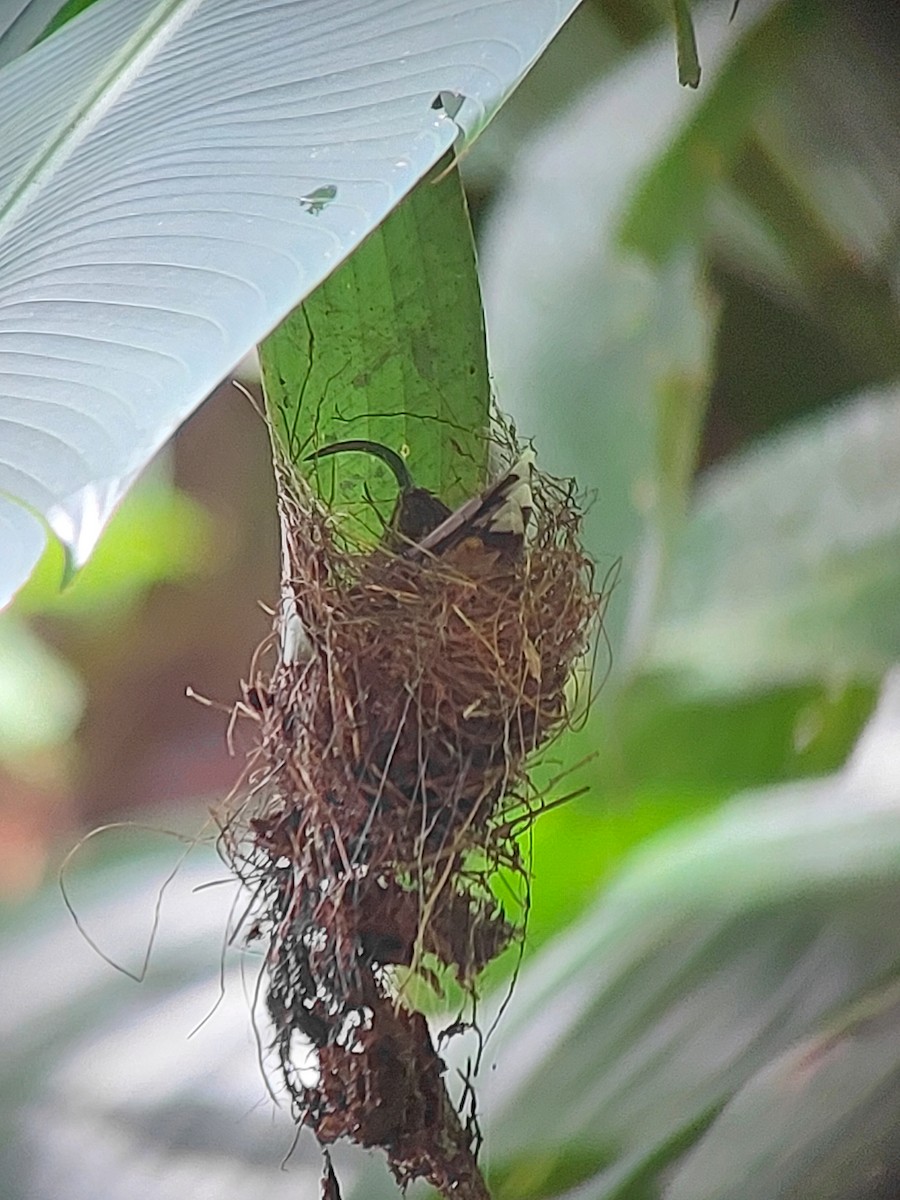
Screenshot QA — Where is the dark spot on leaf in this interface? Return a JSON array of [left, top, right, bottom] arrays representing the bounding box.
[[431, 90, 465, 120], [300, 185, 338, 216]]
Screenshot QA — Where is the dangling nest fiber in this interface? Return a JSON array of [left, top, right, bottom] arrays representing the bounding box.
[[222, 443, 602, 1199]]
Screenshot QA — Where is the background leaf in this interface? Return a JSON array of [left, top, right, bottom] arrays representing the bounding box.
[[0, 618, 83, 761], [623, 1, 822, 261], [462, 675, 900, 1200], [671, 0, 701, 89], [666, 980, 900, 1200], [650, 385, 900, 692], [478, 3, 780, 674]]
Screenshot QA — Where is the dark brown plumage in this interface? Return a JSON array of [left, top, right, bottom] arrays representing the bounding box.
[[308, 440, 534, 560], [307, 439, 451, 545]]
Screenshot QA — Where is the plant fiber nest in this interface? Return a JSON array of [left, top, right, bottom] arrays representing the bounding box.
[[223, 455, 601, 1197]]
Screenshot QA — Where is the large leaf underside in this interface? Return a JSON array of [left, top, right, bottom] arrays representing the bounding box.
[[0, 0, 580, 606]]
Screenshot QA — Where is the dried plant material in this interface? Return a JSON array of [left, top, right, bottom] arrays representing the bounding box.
[[221, 437, 604, 1199]]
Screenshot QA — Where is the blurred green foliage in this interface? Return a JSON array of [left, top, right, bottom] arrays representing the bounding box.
[[0, 478, 211, 766], [3, 2, 900, 1198], [14, 479, 212, 621]]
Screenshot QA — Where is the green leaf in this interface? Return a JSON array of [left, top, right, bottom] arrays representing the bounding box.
[[598, 676, 875, 793], [666, 980, 900, 1200], [259, 163, 489, 520], [480, 20, 730, 674], [12, 478, 213, 619], [690, 9, 900, 388], [0, 617, 83, 761], [458, 676, 900, 1199], [671, 0, 701, 89], [622, 0, 824, 262], [34, 0, 101, 44], [650, 386, 900, 692], [507, 672, 874, 958], [492, 1143, 614, 1199], [516, 785, 725, 951]]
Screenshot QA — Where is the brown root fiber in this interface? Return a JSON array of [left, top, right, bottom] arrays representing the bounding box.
[[222, 451, 602, 1198]]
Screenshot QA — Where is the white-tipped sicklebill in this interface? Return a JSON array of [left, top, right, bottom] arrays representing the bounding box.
[[306, 439, 451, 545], [304, 440, 535, 563], [408, 449, 534, 561]]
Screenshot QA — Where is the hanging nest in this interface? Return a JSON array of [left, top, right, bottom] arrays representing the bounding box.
[[221, 438, 603, 1199]]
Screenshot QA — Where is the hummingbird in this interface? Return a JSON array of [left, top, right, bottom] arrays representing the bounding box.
[[308, 440, 534, 560], [308, 439, 452, 545]]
